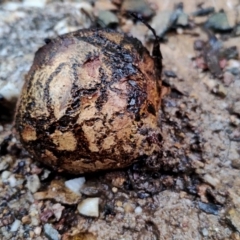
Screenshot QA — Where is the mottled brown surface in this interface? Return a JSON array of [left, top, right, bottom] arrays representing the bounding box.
[[15, 28, 162, 173]]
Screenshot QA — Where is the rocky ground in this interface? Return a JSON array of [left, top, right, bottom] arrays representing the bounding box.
[[0, 0, 240, 239]]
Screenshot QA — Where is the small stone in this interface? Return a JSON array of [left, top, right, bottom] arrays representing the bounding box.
[[134, 206, 142, 215], [201, 228, 209, 237], [65, 177, 85, 195], [44, 223, 60, 240], [227, 59, 240, 69], [121, 0, 154, 19], [176, 28, 183, 34], [52, 203, 65, 221], [223, 71, 234, 86], [10, 219, 21, 232], [78, 198, 100, 217], [149, 11, 173, 38], [94, 0, 117, 11], [29, 231, 35, 238], [164, 70, 177, 78], [26, 174, 41, 193], [21, 215, 31, 224], [53, 18, 70, 36], [112, 187, 118, 193], [203, 174, 220, 187], [205, 11, 232, 31], [124, 202, 135, 213], [115, 201, 123, 207], [97, 10, 118, 28], [8, 174, 17, 187], [34, 226, 42, 235], [179, 191, 187, 198], [41, 169, 51, 180], [31, 216, 40, 226], [198, 202, 219, 215], [0, 82, 20, 102], [1, 170, 11, 180], [176, 13, 188, 26]]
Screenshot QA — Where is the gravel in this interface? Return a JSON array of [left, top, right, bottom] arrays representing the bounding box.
[[44, 223, 60, 240]]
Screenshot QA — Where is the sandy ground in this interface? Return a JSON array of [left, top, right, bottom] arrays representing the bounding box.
[[0, 0, 240, 239]]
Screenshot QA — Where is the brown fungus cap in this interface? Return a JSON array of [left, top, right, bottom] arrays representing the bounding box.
[[15, 28, 162, 174]]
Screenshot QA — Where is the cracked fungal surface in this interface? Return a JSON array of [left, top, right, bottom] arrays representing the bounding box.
[[15, 28, 162, 174]]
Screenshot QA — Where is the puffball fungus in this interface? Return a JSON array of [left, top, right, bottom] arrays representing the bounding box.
[[15, 28, 162, 173]]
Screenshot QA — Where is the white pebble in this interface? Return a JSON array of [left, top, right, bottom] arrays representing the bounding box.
[[203, 174, 220, 187], [26, 174, 41, 193], [134, 206, 142, 215], [8, 175, 17, 187], [177, 27, 183, 34], [23, 0, 46, 8], [227, 59, 240, 69], [1, 170, 11, 180], [40, 169, 51, 180], [10, 219, 21, 232], [65, 177, 85, 195], [2, 2, 22, 11], [0, 82, 20, 101], [31, 216, 40, 226], [202, 228, 209, 236], [54, 18, 69, 35], [34, 226, 42, 235], [52, 203, 65, 221], [78, 198, 99, 217]]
